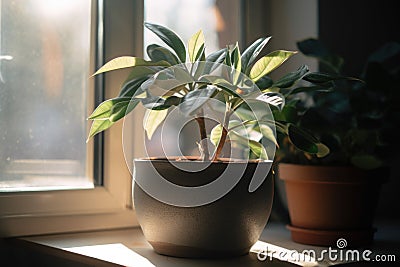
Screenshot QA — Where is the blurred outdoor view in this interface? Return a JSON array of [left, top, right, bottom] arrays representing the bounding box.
[[0, 0, 92, 191]]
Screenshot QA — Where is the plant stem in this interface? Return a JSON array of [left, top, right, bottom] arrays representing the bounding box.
[[195, 109, 210, 161], [211, 102, 232, 161]]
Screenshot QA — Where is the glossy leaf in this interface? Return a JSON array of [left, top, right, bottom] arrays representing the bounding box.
[[141, 95, 181, 110], [280, 105, 298, 123], [255, 75, 273, 90], [119, 76, 150, 97], [230, 43, 242, 84], [93, 56, 169, 75], [205, 48, 227, 73], [206, 48, 226, 62], [316, 143, 330, 158], [88, 97, 132, 120], [210, 124, 223, 147], [173, 67, 194, 83], [179, 86, 216, 116], [287, 124, 319, 154], [289, 84, 333, 95], [145, 22, 187, 63], [147, 44, 180, 65], [118, 66, 156, 97], [273, 65, 309, 88], [210, 121, 239, 147], [241, 37, 271, 73], [198, 75, 240, 97], [302, 72, 362, 84], [109, 99, 139, 122], [144, 109, 169, 139], [230, 131, 268, 160], [259, 124, 278, 146], [87, 119, 114, 141], [249, 50, 297, 82], [188, 29, 205, 62]]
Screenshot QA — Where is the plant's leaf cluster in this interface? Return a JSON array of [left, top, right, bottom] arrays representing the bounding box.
[[87, 23, 353, 161]]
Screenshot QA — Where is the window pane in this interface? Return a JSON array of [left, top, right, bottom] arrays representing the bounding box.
[[0, 0, 93, 192]]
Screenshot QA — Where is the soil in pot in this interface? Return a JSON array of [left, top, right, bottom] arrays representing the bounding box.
[[133, 157, 274, 258], [278, 163, 387, 247]]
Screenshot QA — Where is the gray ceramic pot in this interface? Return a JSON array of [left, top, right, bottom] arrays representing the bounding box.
[[133, 158, 274, 258]]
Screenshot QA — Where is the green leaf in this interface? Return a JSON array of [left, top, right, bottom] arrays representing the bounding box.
[[302, 72, 362, 84], [93, 56, 169, 75], [225, 46, 232, 66], [173, 67, 194, 83], [198, 75, 240, 97], [141, 95, 181, 110], [193, 51, 207, 79], [287, 124, 319, 154], [255, 75, 273, 90], [249, 50, 297, 82], [241, 37, 271, 74], [210, 123, 224, 147], [145, 22, 187, 63], [230, 43, 242, 84], [289, 84, 333, 95], [88, 97, 132, 120], [119, 76, 149, 97], [87, 119, 114, 141], [259, 124, 278, 146], [316, 143, 330, 158], [118, 66, 156, 98], [280, 105, 298, 123], [188, 29, 205, 62], [230, 131, 268, 160], [206, 47, 226, 63], [147, 44, 180, 65], [144, 109, 168, 139], [273, 65, 309, 88], [203, 48, 227, 74], [109, 99, 139, 122], [179, 86, 216, 116], [351, 154, 383, 170]]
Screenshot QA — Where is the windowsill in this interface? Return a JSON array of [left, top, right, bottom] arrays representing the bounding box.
[[7, 221, 400, 266]]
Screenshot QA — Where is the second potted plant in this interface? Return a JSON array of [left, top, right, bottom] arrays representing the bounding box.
[[277, 38, 399, 247]]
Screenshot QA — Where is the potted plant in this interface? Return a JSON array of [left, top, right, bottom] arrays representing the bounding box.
[[87, 23, 339, 258], [277, 38, 400, 247]]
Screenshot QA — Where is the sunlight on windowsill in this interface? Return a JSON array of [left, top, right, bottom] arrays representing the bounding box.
[[64, 240, 318, 267], [66, 243, 156, 267]]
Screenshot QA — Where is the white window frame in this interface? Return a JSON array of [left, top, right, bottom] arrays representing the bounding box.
[[0, 0, 144, 237]]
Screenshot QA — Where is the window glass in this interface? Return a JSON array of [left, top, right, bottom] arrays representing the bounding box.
[[0, 0, 92, 191]]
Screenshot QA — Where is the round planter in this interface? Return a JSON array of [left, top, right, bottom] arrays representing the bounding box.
[[133, 158, 274, 258], [278, 163, 386, 247]]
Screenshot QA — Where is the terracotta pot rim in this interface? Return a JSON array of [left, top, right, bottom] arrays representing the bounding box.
[[278, 163, 388, 184], [286, 224, 377, 234]]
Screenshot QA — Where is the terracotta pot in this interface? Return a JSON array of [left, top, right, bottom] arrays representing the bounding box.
[[133, 158, 274, 258], [278, 163, 386, 247]]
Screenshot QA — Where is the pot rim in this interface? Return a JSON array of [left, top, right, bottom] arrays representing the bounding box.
[[134, 156, 273, 164]]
